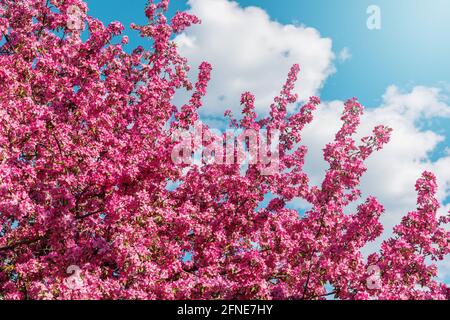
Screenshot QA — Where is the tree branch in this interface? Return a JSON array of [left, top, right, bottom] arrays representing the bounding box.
[[76, 208, 104, 220], [0, 236, 44, 253]]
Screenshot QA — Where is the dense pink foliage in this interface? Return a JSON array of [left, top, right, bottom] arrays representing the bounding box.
[[0, 0, 449, 300]]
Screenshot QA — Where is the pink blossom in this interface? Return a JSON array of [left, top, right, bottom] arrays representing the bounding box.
[[0, 0, 448, 301]]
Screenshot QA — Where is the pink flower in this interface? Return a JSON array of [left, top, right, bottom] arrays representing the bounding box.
[[0, 0, 447, 301]]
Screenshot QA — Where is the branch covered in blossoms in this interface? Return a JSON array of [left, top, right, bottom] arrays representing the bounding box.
[[0, 0, 449, 300]]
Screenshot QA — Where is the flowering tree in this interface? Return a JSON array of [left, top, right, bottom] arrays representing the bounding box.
[[0, 0, 449, 300]]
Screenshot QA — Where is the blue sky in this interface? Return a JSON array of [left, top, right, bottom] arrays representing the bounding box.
[[84, 0, 450, 281], [86, 0, 450, 154], [86, 0, 450, 104]]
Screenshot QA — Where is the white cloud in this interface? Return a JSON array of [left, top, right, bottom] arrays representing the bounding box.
[[174, 0, 450, 282], [296, 86, 450, 212], [338, 47, 352, 63], [299, 86, 450, 280], [174, 0, 335, 116]]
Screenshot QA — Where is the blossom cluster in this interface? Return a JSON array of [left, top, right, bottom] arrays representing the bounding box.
[[0, 0, 449, 300], [171, 121, 280, 176]]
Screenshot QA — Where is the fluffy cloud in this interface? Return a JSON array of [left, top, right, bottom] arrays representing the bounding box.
[[299, 86, 450, 208], [297, 86, 450, 280], [174, 0, 335, 116], [174, 0, 450, 282]]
